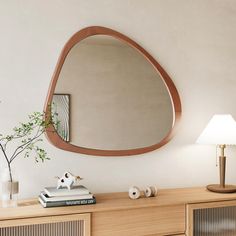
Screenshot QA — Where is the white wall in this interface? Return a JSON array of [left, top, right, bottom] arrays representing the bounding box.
[[1, 0, 236, 198]]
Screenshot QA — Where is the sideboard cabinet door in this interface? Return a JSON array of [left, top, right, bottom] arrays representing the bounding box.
[[187, 200, 236, 236], [0, 213, 90, 236]]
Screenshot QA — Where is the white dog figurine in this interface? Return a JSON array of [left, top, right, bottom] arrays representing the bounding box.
[[56, 172, 83, 190]]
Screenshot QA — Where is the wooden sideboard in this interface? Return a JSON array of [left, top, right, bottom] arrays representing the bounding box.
[[1, 187, 236, 236]]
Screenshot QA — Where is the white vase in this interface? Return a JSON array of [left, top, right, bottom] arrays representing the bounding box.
[[1, 168, 19, 208]]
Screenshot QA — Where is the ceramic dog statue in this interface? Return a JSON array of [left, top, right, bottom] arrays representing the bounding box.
[[56, 171, 83, 190]]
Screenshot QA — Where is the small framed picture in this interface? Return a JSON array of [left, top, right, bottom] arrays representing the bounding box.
[[52, 94, 70, 142]]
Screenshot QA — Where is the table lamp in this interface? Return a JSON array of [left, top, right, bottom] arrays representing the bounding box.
[[196, 114, 236, 193]]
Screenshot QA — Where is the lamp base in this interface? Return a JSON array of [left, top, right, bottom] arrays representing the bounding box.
[[207, 184, 236, 193]]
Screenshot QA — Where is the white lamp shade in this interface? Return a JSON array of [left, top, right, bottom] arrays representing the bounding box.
[[196, 114, 236, 145]]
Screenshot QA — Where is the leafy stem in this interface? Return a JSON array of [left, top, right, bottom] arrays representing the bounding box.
[[0, 142, 10, 164], [0, 109, 58, 200], [10, 130, 44, 163]]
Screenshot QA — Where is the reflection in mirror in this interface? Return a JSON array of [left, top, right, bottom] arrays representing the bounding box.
[[45, 26, 181, 156], [54, 35, 173, 150]]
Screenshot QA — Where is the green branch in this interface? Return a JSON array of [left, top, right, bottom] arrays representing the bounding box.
[[0, 109, 57, 169], [0, 143, 10, 164], [10, 131, 44, 163]]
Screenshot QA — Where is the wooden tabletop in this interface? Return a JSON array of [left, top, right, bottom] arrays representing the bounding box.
[[1, 187, 236, 221]]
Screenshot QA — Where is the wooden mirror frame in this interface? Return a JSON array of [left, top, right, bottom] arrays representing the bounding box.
[[44, 26, 182, 156]]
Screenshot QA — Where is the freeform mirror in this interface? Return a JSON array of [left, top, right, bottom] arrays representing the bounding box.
[[44, 26, 181, 156]]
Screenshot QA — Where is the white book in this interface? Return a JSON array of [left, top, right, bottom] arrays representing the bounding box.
[[38, 195, 96, 208], [40, 192, 94, 202], [44, 185, 90, 197]]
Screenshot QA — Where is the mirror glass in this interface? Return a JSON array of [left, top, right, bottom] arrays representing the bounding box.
[[52, 35, 173, 150]]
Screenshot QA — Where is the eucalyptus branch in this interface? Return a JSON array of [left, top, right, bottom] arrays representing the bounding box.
[[0, 142, 7, 152], [9, 122, 43, 162], [10, 139, 42, 164], [10, 130, 44, 163], [0, 109, 57, 201], [2, 136, 16, 152], [0, 142, 10, 164], [0, 124, 40, 151]]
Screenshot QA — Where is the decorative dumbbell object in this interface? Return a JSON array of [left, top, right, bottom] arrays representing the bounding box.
[[128, 186, 141, 199], [128, 186, 158, 199], [144, 186, 158, 197]]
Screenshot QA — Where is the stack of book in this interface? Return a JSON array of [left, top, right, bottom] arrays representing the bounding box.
[[38, 185, 96, 208]]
